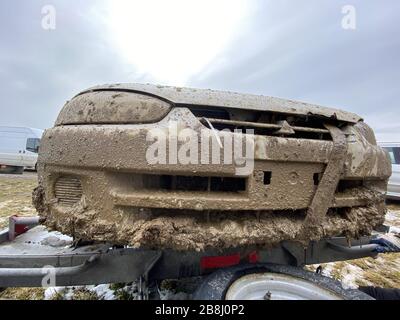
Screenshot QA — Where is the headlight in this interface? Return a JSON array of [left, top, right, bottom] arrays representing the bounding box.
[[55, 90, 171, 125]]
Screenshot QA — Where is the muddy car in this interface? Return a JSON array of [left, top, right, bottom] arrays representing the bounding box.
[[34, 84, 392, 250]]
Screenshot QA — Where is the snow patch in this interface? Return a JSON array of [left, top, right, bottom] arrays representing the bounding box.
[[339, 263, 365, 289], [385, 210, 400, 227], [389, 226, 400, 234], [44, 286, 75, 300], [320, 263, 334, 278], [87, 284, 116, 300]]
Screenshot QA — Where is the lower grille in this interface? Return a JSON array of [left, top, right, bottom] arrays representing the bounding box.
[[55, 176, 83, 206], [143, 174, 247, 193]]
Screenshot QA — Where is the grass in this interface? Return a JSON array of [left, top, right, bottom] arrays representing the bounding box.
[[0, 287, 45, 300], [330, 262, 346, 281], [0, 173, 44, 300], [69, 289, 101, 300], [0, 173, 38, 228]]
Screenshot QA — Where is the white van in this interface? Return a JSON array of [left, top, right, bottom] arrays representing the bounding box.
[[379, 142, 400, 199], [0, 126, 44, 174]]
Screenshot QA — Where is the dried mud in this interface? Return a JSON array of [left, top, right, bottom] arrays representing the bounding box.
[[34, 85, 391, 251], [36, 189, 386, 251]]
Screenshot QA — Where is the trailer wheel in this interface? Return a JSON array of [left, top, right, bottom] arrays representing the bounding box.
[[193, 264, 373, 300]]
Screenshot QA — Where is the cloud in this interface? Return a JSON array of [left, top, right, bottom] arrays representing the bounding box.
[[0, 0, 147, 129], [0, 0, 399, 141], [103, 0, 252, 85], [188, 0, 400, 137]]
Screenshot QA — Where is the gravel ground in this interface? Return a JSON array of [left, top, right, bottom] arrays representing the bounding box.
[[0, 172, 399, 299]]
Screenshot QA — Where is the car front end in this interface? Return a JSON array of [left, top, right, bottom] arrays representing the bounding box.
[[34, 84, 392, 250]]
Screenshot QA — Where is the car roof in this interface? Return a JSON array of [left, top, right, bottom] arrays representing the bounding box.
[[379, 142, 400, 147], [0, 126, 43, 137]]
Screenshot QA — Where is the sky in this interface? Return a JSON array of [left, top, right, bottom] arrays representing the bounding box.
[[0, 0, 399, 141]]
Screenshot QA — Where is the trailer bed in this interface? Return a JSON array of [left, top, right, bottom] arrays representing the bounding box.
[[0, 225, 160, 287], [0, 216, 398, 291]]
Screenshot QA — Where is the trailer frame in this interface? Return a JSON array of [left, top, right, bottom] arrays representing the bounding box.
[[1, 215, 396, 298]]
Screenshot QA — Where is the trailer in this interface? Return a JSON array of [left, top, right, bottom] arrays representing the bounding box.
[[0, 215, 399, 300]]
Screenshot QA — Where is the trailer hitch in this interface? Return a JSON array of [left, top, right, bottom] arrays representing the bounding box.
[[326, 241, 379, 254], [327, 233, 400, 255]]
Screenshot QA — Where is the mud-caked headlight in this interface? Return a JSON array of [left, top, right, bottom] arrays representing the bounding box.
[[55, 91, 171, 125]]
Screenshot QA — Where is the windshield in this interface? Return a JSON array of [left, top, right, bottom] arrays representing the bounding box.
[[383, 147, 400, 165], [26, 138, 41, 153]]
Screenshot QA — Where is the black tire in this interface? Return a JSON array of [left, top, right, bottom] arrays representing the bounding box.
[[193, 264, 373, 300], [0, 166, 24, 175], [13, 166, 24, 174]]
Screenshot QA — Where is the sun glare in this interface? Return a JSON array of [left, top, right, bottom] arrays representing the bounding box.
[[106, 0, 249, 85]]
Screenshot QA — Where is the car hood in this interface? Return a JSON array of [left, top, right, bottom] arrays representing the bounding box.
[[78, 83, 362, 123]]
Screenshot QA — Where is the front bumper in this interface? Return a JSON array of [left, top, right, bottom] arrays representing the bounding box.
[[38, 108, 391, 215]]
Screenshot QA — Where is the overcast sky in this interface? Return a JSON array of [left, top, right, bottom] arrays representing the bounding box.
[[0, 0, 399, 141]]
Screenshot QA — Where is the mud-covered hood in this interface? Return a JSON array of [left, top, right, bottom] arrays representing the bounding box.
[[78, 83, 362, 123]]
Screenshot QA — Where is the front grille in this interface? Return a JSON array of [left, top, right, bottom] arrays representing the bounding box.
[[336, 179, 364, 193], [54, 176, 83, 206], [189, 106, 336, 140]]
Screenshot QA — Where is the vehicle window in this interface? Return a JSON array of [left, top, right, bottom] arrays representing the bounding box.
[[26, 138, 41, 153], [383, 147, 400, 164]]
